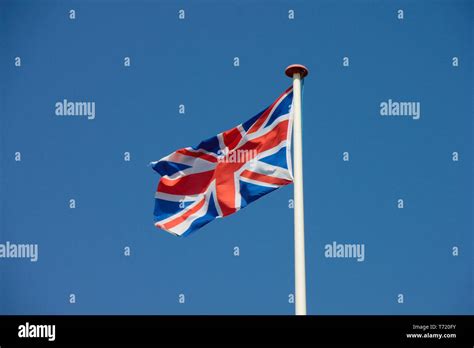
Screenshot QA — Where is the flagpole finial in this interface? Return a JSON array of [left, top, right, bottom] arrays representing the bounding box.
[[285, 64, 309, 78]]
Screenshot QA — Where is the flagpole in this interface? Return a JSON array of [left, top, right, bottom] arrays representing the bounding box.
[[285, 64, 309, 315]]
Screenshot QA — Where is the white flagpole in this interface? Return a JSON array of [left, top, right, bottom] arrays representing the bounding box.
[[285, 64, 309, 315]]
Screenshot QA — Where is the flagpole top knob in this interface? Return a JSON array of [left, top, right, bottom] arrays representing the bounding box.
[[285, 64, 309, 78]]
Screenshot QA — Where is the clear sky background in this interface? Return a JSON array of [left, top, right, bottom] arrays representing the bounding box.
[[0, 0, 472, 314]]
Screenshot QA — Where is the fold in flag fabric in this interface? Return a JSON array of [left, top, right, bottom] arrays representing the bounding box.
[[150, 86, 294, 237]]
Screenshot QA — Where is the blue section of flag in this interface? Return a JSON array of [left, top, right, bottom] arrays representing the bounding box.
[[154, 199, 193, 221], [241, 110, 264, 131], [182, 193, 220, 237], [239, 180, 277, 209], [265, 91, 293, 128], [192, 135, 221, 154], [259, 147, 288, 169], [153, 161, 191, 176]]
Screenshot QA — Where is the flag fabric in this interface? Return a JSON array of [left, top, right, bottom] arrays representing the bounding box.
[[150, 86, 294, 236]]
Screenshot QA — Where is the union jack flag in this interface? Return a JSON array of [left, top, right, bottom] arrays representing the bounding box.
[[150, 86, 294, 236]]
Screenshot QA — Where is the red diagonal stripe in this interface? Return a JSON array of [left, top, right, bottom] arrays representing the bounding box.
[[240, 119, 289, 155], [160, 198, 206, 230], [241, 170, 292, 186], [222, 127, 242, 152], [176, 148, 218, 163]]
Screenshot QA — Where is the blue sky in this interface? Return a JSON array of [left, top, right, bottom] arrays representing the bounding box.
[[0, 0, 472, 314]]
